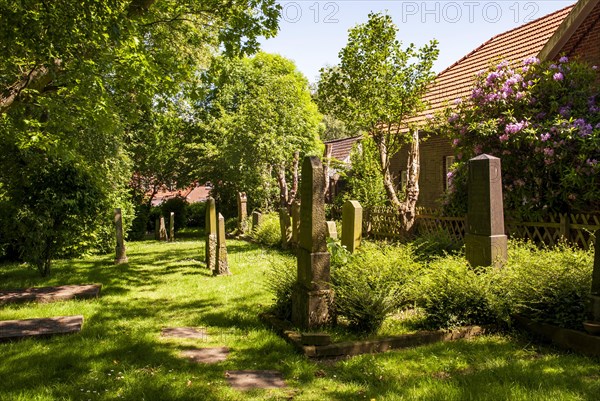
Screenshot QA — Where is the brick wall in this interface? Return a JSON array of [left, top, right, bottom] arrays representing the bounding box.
[[389, 133, 453, 209], [560, 1, 600, 68]]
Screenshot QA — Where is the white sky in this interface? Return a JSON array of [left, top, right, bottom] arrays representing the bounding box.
[[260, 0, 576, 83]]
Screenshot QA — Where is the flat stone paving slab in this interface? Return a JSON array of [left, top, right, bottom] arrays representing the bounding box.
[[161, 327, 208, 339], [0, 315, 84, 341], [180, 347, 229, 364], [0, 284, 101, 305], [225, 370, 287, 390]]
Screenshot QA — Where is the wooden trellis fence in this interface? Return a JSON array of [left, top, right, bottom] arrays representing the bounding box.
[[366, 206, 600, 249]]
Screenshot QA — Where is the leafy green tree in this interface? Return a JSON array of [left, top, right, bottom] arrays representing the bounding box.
[[0, 0, 280, 272], [343, 137, 388, 208], [195, 52, 323, 213], [316, 12, 438, 231], [320, 114, 363, 141]]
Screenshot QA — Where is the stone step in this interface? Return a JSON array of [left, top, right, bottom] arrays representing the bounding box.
[[0, 284, 101, 305], [0, 315, 84, 341]]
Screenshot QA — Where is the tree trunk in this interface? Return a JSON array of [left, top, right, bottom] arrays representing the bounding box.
[[323, 144, 332, 200], [290, 151, 299, 205], [276, 163, 289, 209], [399, 129, 420, 233], [375, 132, 402, 208]]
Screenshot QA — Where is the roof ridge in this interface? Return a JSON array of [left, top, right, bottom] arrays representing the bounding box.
[[323, 135, 362, 144], [435, 3, 575, 78]]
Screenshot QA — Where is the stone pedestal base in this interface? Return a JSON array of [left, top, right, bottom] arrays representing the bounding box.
[[205, 234, 217, 271], [292, 288, 333, 329], [465, 234, 507, 268]]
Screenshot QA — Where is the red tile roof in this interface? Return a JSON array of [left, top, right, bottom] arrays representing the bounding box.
[[150, 184, 211, 206], [412, 4, 576, 124], [324, 135, 362, 163]]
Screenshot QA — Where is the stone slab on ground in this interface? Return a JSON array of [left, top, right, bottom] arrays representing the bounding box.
[[180, 347, 229, 364], [0, 284, 101, 305], [0, 315, 84, 341], [225, 370, 286, 390], [161, 327, 208, 339]]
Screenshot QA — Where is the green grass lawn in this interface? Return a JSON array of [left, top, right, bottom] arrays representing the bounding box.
[[1, 235, 599, 401]]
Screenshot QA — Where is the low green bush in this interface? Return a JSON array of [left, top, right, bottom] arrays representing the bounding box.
[[332, 241, 422, 333], [264, 253, 297, 320], [412, 228, 462, 262], [187, 202, 206, 227], [250, 212, 280, 247], [161, 197, 188, 232]]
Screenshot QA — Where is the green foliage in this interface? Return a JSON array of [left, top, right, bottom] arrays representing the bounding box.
[[187, 202, 206, 228], [320, 114, 363, 141], [412, 240, 594, 330], [264, 253, 297, 320], [434, 58, 600, 218], [343, 137, 388, 208], [250, 212, 281, 247], [332, 242, 422, 333], [412, 228, 462, 262], [161, 197, 188, 233], [194, 52, 323, 213]]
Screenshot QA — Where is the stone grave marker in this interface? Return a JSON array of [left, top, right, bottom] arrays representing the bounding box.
[[225, 370, 286, 390], [291, 200, 301, 248], [169, 212, 175, 242], [159, 216, 168, 241], [114, 208, 128, 264], [342, 200, 363, 253], [326, 221, 337, 240], [252, 211, 262, 232], [205, 197, 217, 271], [237, 192, 248, 235], [215, 213, 231, 276], [279, 208, 292, 249], [181, 347, 229, 364], [0, 316, 84, 341], [465, 154, 507, 268], [292, 156, 332, 329]]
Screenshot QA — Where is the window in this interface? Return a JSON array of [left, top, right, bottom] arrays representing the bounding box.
[[445, 156, 455, 190]]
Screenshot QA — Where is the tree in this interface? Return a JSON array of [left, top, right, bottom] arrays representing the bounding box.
[[0, 0, 281, 272], [194, 52, 323, 214], [316, 12, 438, 231]]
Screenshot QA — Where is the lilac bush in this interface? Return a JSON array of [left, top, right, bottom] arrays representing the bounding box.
[[434, 57, 600, 219]]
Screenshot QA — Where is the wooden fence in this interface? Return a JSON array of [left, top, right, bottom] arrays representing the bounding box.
[[366, 206, 600, 249]]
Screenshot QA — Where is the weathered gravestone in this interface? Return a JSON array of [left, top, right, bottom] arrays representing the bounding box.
[[237, 192, 248, 235], [252, 211, 262, 232], [114, 208, 128, 264], [342, 200, 362, 253], [326, 221, 337, 240], [587, 231, 600, 324], [464, 154, 507, 268], [159, 216, 168, 241], [215, 213, 231, 276], [292, 156, 332, 329], [169, 212, 175, 242], [279, 208, 292, 249], [205, 197, 217, 271], [291, 200, 301, 248]]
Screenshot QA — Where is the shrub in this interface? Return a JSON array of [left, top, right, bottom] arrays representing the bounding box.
[[187, 202, 206, 227], [161, 197, 188, 232], [495, 240, 593, 329], [411, 256, 498, 329], [332, 242, 422, 333], [412, 228, 462, 262], [264, 253, 297, 320], [250, 212, 281, 247]]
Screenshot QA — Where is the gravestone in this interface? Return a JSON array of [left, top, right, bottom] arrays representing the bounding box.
[[291, 200, 301, 248], [237, 192, 248, 235], [326, 221, 337, 240], [205, 197, 217, 271], [154, 218, 160, 240], [114, 208, 128, 264], [214, 213, 231, 276], [252, 211, 262, 232], [588, 231, 600, 323], [159, 216, 168, 241], [342, 200, 363, 253], [464, 154, 507, 268], [292, 156, 332, 329], [169, 212, 175, 242], [279, 208, 292, 249]]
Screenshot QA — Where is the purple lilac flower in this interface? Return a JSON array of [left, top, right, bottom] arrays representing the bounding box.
[[553, 72, 564, 81], [452, 138, 460, 146], [522, 66, 530, 74], [497, 60, 509, 70], [593, 66, 598, 70], [596, 123, 600, 129], [559, 56, 569, 63], [474, 144, 482, 154], [543, 148, 554, 157], [550, 64, 558, 70], [515, 92, 526, 100], [453, 98, 462, 105], [586, 159, 598, 167], [573, 118, 593, 136], [471, 87, 483, 99], [426, 114, 433, 120], [448, 113, 459, 123], [523, 56, 540, 65], [486, 71, 500, 86], [540, 133, 551, 141], [559, 106, 570, 117], [499, 134, 509, 142]]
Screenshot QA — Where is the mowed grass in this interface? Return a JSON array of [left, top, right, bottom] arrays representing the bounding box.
[[0, 234, 599, 401]]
